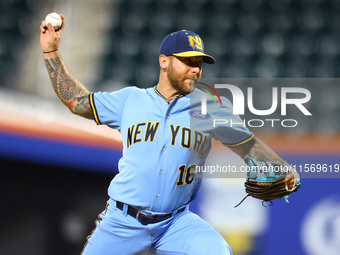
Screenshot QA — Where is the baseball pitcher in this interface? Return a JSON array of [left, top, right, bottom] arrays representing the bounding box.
[[40, 14, 300, 255]]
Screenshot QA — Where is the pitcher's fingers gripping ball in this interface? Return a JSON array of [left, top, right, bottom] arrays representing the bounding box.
[[45, 12, 62, 30], [235, 157, 301, 207]]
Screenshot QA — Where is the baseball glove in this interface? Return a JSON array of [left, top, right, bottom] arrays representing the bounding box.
[[235, 157, 301, 207]]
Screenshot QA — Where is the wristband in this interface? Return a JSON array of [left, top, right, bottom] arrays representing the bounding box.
[[43, 50, 58, 54]]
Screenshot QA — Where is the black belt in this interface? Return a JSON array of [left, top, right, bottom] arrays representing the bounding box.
[[116, 201, 186, 225]]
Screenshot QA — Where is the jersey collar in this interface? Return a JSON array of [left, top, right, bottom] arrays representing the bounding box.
[[154, 86, 185, 103]]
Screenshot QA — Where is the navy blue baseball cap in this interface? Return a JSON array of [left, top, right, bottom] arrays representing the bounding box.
[[159, 30, 215, 64]]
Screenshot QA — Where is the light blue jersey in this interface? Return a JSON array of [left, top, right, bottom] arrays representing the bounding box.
[[89, 86, 253, 212], [83, 85, 253, 254]]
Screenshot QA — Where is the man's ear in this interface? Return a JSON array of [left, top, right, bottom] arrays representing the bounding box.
[[159, 55, 169, 69]]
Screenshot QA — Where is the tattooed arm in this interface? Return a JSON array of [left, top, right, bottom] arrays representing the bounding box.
[[40, 14, 93, 119], [231, 137, 285, 163], [43, 52, 92, 119], [230, 137, 298, 188]]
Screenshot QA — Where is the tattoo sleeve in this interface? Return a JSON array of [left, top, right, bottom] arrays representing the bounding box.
[[230, 137, 286, 163], [44, 52, 93, 119], [246, 138, 286, 163]]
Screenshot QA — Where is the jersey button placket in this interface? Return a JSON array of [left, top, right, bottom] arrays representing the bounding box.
[[155, 106, 171, 206], [157, 147, 165, 200]]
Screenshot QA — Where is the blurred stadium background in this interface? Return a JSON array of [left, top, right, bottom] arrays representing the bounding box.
[[0, 0, 340, 254]]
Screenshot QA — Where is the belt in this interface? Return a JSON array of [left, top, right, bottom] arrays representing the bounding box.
[[116, 201, 186, 225]]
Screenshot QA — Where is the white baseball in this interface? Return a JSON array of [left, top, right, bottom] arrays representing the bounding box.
[[45, 12, 62, 30]]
